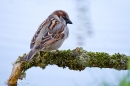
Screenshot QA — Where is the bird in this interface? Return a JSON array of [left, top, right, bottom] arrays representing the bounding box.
[[24, 10, 72, 61]]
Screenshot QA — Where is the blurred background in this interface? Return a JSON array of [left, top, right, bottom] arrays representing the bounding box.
[[0, 0, 130, 86]]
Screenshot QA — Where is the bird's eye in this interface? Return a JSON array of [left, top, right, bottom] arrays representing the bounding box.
[[62, 16, 67, 20], [62, 16, 65, 18]]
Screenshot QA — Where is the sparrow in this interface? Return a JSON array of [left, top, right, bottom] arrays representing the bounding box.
[[24, 10, 72, 61]]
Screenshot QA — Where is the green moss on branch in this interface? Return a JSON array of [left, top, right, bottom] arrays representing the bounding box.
[[8, 47, 129, 85], [18, 47, 128, 73]]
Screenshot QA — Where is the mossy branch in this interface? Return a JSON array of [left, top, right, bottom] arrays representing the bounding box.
[[8, 47, 129, 85]]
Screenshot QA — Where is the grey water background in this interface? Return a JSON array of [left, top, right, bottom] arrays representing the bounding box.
[[0, 0, 130, 86]]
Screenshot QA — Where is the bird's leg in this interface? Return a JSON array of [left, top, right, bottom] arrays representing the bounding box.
[[37, 50, 43, 61], [56, 50, 59, 52]]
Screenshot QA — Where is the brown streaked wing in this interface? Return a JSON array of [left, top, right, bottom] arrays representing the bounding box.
[[40, 22, 65, 47], [30, 19, 48, 49]]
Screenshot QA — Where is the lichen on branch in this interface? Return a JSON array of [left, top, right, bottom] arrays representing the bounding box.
[[8, 47, 129, 85], [19, 47, 128, 71]]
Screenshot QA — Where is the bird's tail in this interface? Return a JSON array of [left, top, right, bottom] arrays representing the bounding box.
[[22, 49, 37, 61]]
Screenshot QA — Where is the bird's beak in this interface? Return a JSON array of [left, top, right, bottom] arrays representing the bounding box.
[[66, 19, 73, 24]]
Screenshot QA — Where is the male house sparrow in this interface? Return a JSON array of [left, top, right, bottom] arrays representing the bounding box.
[[25, 10, 72, 61]]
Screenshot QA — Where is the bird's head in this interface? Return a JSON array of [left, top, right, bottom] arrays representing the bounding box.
[[52, 10, 73, 24]]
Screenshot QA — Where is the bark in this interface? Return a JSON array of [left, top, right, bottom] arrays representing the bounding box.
[[8, 63, 22, 85]]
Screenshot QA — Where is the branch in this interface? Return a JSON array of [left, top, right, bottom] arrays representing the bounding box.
[[7, 47, 129, 85]]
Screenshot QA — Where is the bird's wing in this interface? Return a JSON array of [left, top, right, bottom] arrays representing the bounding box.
[[30, 28, 41, 49], [30, 19, 49, 49], [30, 16, 66, 49], [40, 18, 65, 49]]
